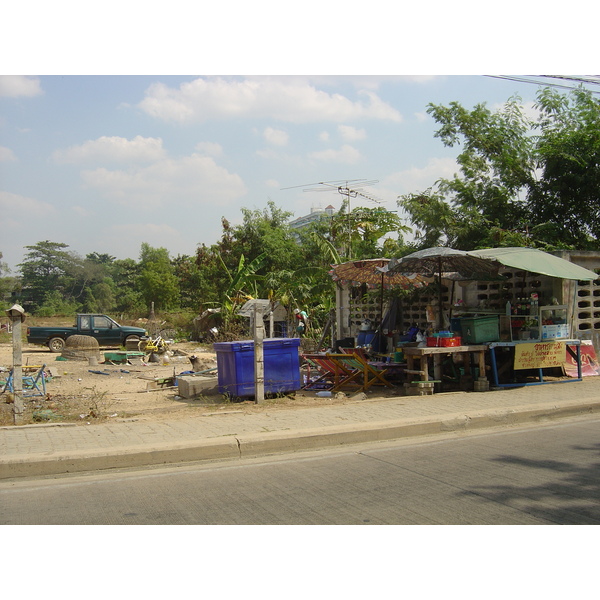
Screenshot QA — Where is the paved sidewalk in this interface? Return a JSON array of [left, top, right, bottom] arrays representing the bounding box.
[[1, 377, 599, 479]]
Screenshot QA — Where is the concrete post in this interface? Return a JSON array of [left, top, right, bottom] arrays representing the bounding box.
[[6, 304, 26, 425], [253, 304, 265, 404]]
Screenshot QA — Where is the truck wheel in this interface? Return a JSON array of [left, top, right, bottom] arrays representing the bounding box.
[[124, 335, 140, 344], [48, 337, 66, 353]]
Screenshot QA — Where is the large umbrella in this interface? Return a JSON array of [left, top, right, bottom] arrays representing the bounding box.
[[329, 259, 430, 350], [329, 258, 429, 289], [469, 247, 598, 281], [384, 247, 503, 328]]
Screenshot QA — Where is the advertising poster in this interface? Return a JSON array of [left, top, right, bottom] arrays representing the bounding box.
[[564, 340, 600, 377]]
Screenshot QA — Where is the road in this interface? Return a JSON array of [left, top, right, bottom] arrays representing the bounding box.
[[1, 417, 600, 525]]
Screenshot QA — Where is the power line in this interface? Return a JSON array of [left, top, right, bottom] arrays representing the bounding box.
[[485, 75, 600, 95]]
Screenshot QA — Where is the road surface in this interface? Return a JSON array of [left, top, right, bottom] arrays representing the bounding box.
[[1, 417, 599, 524]]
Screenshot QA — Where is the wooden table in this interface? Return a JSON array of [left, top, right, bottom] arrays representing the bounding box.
[[402, 345, 488, 384]]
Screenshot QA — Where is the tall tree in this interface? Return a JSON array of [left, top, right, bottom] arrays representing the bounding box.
[[18, 241, 83, 312], [398, 88, 600, 251], [528, 87, 600, 248], [138, 243, 180, 311], [399, 95, 535, 250]]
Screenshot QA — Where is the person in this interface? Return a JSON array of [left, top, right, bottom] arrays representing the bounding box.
[[294, 308, 308, 336]]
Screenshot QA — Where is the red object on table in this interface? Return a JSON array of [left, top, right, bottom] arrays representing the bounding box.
[[426, 336, 462, 347]]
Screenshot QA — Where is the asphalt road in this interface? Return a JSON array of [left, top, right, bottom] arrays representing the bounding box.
[[2, 417, 600, 525]]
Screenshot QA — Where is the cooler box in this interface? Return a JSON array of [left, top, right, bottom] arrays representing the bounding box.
[[460, 316, 500, 344], [213, 338, 301, 398]]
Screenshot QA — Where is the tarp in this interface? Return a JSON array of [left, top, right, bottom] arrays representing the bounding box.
[[469, 247, 598, 281]]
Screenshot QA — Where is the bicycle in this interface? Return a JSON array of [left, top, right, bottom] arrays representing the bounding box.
[[138, 333, 171, 355]]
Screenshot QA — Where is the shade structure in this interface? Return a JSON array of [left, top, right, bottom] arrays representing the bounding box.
[[469, 247, 599, 281], [385, 247, 503, 328], [329, 258, 429, 289], [330, 259, 430, 351], [386, 247, 503, 281]]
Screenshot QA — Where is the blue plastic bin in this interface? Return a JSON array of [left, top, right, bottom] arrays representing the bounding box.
[[213, 338, 301, 398]]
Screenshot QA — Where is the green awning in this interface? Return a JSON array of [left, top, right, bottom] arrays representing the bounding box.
[[470, 247, 598, 281]]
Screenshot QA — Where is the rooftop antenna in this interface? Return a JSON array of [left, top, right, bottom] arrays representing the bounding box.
[[282, 179, 381, 258]]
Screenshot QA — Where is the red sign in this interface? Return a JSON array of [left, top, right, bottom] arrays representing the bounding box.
[[564, 341, 600, 377]]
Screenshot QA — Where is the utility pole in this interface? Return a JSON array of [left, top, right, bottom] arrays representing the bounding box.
[[6, 304, 26, 425], [253, 304, 265, 404]]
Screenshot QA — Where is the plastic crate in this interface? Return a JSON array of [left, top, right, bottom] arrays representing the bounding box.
[[460, 316, 500, 344], [213, 338, 301, 398]]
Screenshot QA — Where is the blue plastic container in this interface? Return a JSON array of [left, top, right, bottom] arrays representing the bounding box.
[[213, 338, 301, 398], [357, 330, 376, 347]]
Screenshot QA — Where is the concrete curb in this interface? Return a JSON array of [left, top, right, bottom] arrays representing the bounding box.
[[2, 398, 599, 480]]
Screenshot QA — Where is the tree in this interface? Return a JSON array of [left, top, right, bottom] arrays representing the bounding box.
[[18, 241, 84, 313], [399, 95, 535, 250], [137, 243, 180, 311], [528, 87, 600, 248], [398, 88, 600, 251]]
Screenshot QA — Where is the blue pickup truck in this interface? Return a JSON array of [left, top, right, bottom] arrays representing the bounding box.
[[26, 314, 148, 352]]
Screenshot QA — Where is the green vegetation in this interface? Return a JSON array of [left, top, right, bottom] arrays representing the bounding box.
[[399, 87, 600, 251], [2, 87, 599, 334]]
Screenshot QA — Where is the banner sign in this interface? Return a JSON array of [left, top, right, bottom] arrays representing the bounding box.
[[514, 341, 566, 370], [564, 341, 600, 377]]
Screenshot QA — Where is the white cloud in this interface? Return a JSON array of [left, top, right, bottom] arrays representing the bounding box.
[[0, 146, 16, 161], [52, 135, 166, 164], [319, 131, 330, 142], [263, 127, 288, 146], [138, 77, 403, 124], [109, 222, 180, 238], [308, 144, 361, 164], [80, 153, 247, 208], [381, 156, 459, 196], [338, 124, 366, 141], [265, 179, 280, 188], [0, 190, 55, 215], [0, 76, 42, 98], [72, 205, 95, 218], [194, 141, 224, 157]]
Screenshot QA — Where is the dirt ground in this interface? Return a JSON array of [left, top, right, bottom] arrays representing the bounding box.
[[0, 341, 365, 426]]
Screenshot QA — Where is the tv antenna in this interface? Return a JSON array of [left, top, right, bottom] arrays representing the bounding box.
[[282, 179, 382, 258], [282, 179, 383, 207]]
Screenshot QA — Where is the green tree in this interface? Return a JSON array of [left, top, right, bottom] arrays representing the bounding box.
[[399, 95, 535, 250], [112, 258, 144, 313], [528, 87, 600, 248], [138, 243, 179, 311], [18, 241, 84, 313], [398, 88, 600, 251]]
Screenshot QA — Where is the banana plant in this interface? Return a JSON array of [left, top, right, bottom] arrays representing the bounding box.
[[217, 252, 267, 326]]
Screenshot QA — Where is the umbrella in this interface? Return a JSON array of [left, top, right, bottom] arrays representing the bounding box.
[[329, 259, 430, 350], [469, 247, 598, 281], [385, 247, 503, 328], [329, 258, 429, 289]]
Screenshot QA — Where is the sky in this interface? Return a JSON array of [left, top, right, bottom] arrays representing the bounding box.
[[0, 74, 553, 272], [1, 2, 595, 275]]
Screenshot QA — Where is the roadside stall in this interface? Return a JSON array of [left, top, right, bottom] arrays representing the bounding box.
[[465, 247, 598, 388], [386, 246, 599, 390]]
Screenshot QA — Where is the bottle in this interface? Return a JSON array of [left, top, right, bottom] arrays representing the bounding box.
[[505, 301, 511, 316]]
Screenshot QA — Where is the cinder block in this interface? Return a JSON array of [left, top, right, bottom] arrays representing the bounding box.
[[177, 376, 219, 398]]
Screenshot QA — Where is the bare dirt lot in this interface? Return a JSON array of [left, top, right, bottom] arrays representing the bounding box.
[[0, 341, 364, 426]]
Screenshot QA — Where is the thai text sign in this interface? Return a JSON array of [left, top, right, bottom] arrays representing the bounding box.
[[514, 341, 565, 370]]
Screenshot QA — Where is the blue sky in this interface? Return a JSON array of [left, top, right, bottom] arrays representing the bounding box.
[[1, 3, 593, 273], [0, 74, 549, 272]]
